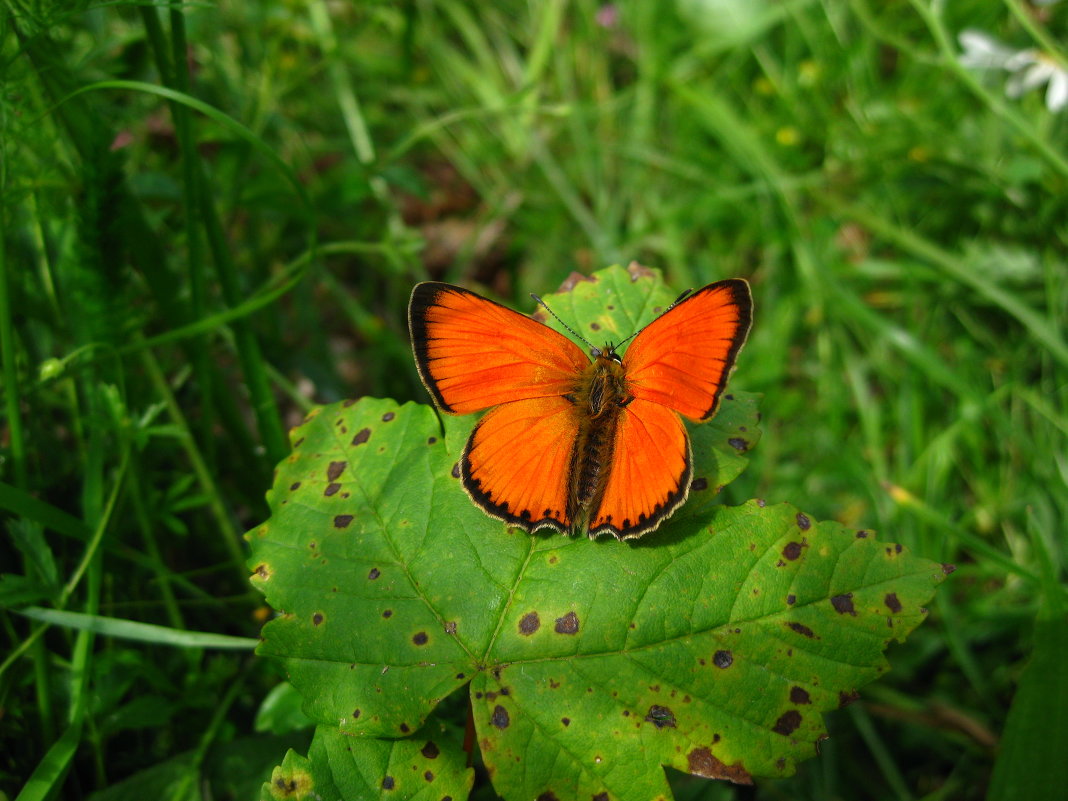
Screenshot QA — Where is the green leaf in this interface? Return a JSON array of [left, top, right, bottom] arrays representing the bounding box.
[[256, 681, 318, 735], [0, 574, 55, 608], [8, 518, 60, 588], [260, 720, 473, 801], [249, 267, 944, 799]]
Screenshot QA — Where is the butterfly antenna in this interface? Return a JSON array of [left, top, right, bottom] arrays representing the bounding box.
[[530, 294, 597, 351], [613, 287, 696, 350]]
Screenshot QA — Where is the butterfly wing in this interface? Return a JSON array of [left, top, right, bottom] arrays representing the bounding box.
[[461, 396, 577, 532], [408, 282, 589, 414], [622, 279, 752, 421], [588, 398, 692, 540]]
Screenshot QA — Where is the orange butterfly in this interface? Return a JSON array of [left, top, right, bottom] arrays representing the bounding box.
[[408, 279, 752, 540]]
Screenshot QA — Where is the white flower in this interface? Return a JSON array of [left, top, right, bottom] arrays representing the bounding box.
[[1005, 51, 1068, 111], [958, 29, 1068, 112], [959, 30, 1018, 70]]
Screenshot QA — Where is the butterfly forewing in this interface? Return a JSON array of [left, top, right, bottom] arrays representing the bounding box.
[[409, 282, 589, 415], [622, 279, 752, 421]]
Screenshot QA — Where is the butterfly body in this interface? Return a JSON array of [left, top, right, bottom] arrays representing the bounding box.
[[409, 278, 751, 540], [563, 348, 629, 536]]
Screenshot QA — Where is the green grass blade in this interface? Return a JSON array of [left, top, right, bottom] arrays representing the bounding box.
[[836, 205, 1068, 369], [0, 482, 91, 540], [14, 721, 83, 801], [15, 606, 258, 649], [986, 617, 1068, 801]]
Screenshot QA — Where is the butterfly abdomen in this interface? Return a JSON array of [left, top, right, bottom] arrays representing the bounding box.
[[566, 353, 630, 537]]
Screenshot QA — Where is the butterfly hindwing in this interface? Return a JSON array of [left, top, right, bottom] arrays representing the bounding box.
[[409, 282, 589, 415], [588, 398, 692, 539], [461, 396, 576, 532], [622, 279, 752, 421]]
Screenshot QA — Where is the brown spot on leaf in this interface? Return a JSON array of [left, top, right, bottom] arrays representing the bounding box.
[[536, 793, 560, 801], [327, 461, 347, 481], [796, 512, 811, 530], [412, 632, 429, 646], [645, 705, 677, 728], [856, 529, 869, 538], [839, 690, 860, 707], [786, 594, 796, 605], [382, 609, 392, 618], [333, 514, 353, 528], [712, 650, 733, 669], [427, 436, 437, 445], [787, 622, 816, 638], [519, 611, 540, 635], [382, 775, 395, 790], [773, 710, 802, 736], [687, 747, 754, 785], [592, 794, 609, 801], [368, 568, 381, 580], [782, 542, 803, 560], [382, 412, 395, 422], [273, 775, 298, 795], [324, 483, 341, 497], [444, 621, 457, 634], [353, 709, 361, 718], [831, 593, 856, 616], [424, 770, 434, 782], [554, 611, 579, 634], [728, 437, 749, 451], [884, 593, 903, 613], [400, 723, 410, 733], [691, 477, 708, 491], [491, 705, 510, 729], [451, 463, 461, 479], [352, 428, 371, 446], [561, 717, 571, 726], [312, 613, 324, 626], [942, 563, 956, 575], [289, 482, 301, 491], [421, 741, 439, 759], [790, 686, 811, 705]]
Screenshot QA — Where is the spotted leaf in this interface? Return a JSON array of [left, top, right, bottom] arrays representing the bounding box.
[[248, 265, 945, 801]]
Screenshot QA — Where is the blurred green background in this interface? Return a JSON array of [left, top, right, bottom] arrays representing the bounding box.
[[2, 1, 1066, 799]]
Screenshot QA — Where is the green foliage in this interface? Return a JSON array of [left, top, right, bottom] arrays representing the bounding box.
[[260, 720, 472, 801], [248, 266, 945, 799], [1, 0, 1065, 799]]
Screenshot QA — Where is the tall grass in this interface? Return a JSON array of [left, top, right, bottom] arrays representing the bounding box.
[[1, 1, 1065, 799]]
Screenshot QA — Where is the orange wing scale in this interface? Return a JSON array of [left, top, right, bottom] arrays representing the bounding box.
[[409, 282, 588, 414], [588, 398, 691, 539], [461, 396, 577, 532], [623, 280, 752, 421]]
